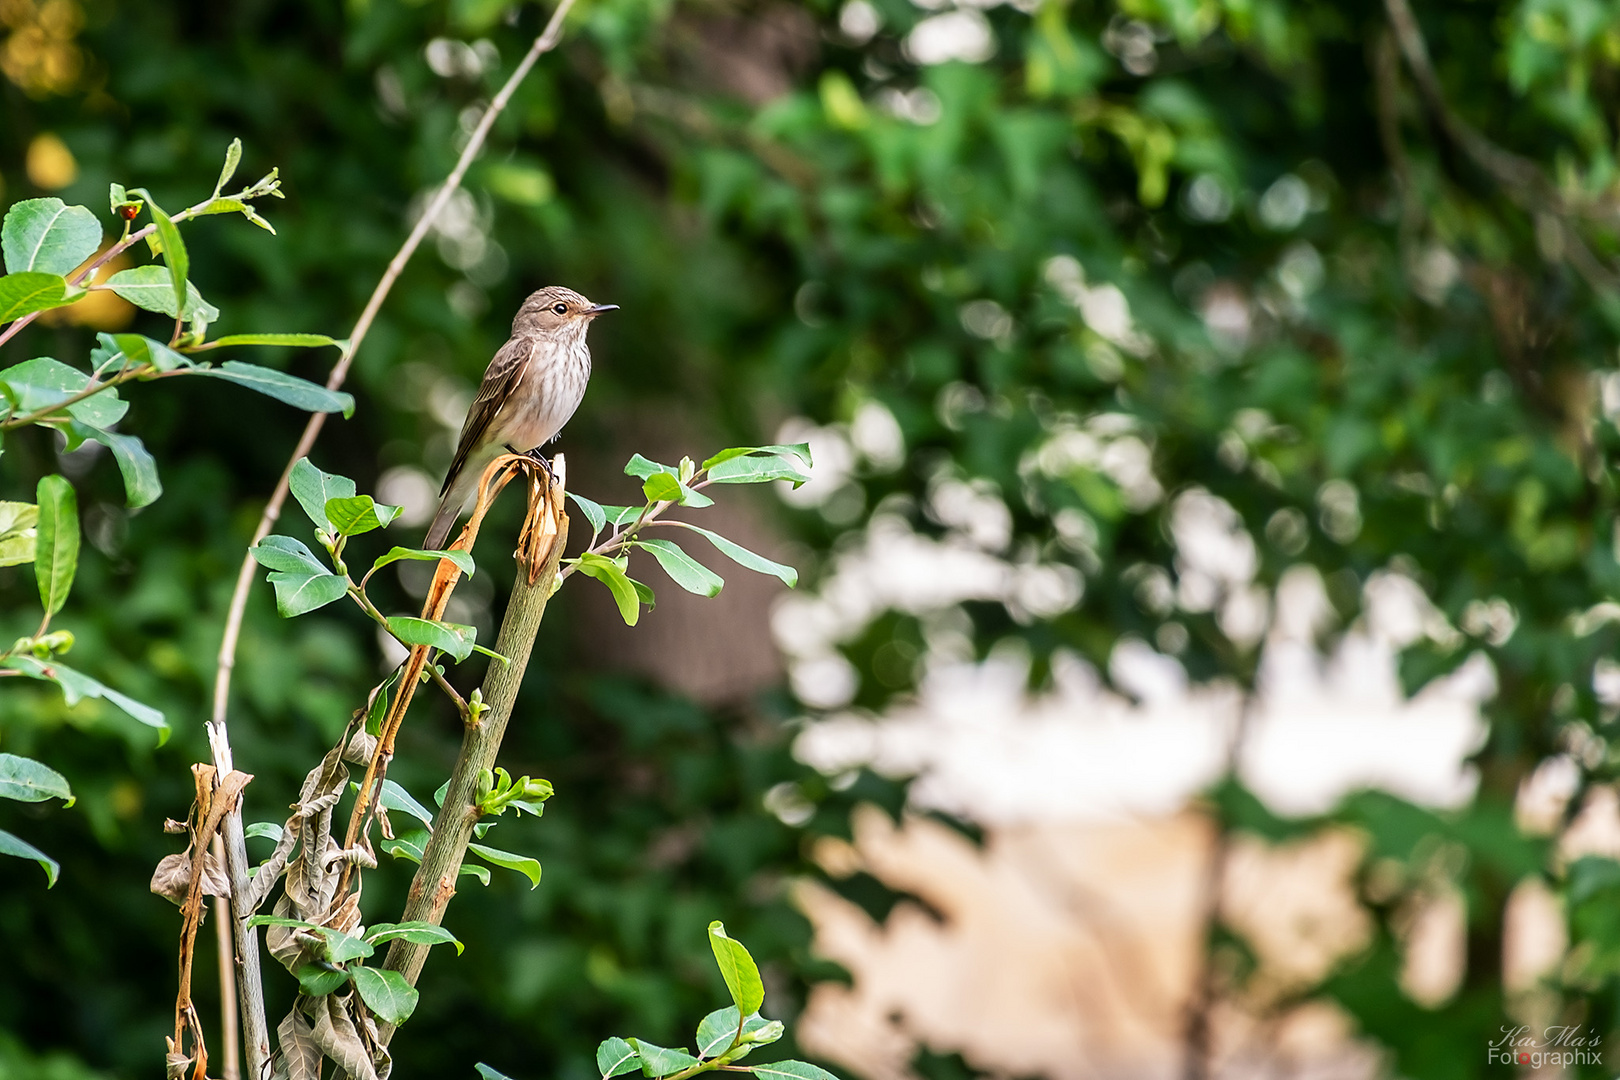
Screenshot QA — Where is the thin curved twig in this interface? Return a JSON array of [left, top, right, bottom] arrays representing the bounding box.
[[202, 5, 579, 1077], [1382, 0, 1620, 292]]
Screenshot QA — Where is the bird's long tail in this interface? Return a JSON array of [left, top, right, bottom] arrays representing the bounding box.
[[422, 496, 459, 551], [423, 459, 475, 549]]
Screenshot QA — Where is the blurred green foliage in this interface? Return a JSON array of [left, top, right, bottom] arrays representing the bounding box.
[[8, 0, 1620, 1075]]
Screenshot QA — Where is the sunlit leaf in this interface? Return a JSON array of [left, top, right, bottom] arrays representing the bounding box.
[[371, 546, 475, 578], [105, 266, 219, 323], [0, 272, 82, 322], [708, 921, 764, 1015], [364, 921, 464, 955], [626, 1040, 699, 1078], [387, 616, 477, 663], [466, 842, 541, 889], [0, 754, 73, 806], [325, 494, 402, 536], [288, 458, 356, 534], [597, 1037, 640, 1079], [34, 475, 78, 617], [2, 197, 101, 275], [574, 553, 642, 626]]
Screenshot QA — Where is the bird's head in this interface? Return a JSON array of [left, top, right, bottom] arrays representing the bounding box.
[[514, 286, 617, 338]]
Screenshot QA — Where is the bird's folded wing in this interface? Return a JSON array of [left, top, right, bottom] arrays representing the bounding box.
[[441, 335, 535, 496]]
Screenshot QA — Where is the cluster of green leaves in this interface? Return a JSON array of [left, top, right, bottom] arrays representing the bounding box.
[[565, 445, 808, 626], [0, 752, 75, 885], [475, 922, 834, 1080], [365, 772, 547, 889], [250, 456, 495, 674], [0, 475, 164, 881], [246, 912, 461, 1027], [0, 142, 360, 885]]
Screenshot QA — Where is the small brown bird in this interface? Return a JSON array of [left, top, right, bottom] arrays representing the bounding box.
[[424, 285, 616, 549]]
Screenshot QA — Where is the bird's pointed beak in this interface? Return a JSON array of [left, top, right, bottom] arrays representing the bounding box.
[[585, 303, 619, 316]]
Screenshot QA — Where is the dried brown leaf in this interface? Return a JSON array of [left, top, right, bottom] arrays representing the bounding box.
[[149, 848, 229, 906], [310, 991, 379, 1080], [277, 1005, 322, 1080], [344, 729, 377, 764]]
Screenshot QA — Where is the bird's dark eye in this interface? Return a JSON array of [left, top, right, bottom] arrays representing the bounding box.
[[552, 303, 568, 315]]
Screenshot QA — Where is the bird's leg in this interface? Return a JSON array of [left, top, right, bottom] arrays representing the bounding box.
[[509, 444, 557, 488]]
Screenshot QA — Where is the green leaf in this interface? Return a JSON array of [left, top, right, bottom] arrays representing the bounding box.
[[192, 361, 354, 417], [597, 1038, 640, 1079], [675, 524, 798, 587], [0, 753, 73, 806], [470, 642, 510, 665], [696, 1008, 778, 1058], [1, 655, 169, 742], [245, 821, 283, 843], [640, 470, 714, 508], [249, 534, 329, 575], [380, 831, 426, 865], [466, 842, 541, 888], [575, 553, 642, 626], [569, 492, 607, 535], [708, 921, 765, 1015], [706, 455, 811, 487], [198, 196, 250, 217], [93, 332, 191, 373], [387, 616, 478, 663], [1, 357, 128, 429], [289, 458, 356, 533], [325, 494, 402, 536], [0, 501, 37, 566], [371, 546, 475, 578], [296, 964, 350, 997], [376, 779, 436, 828], [205, 333, 343, 349], [365, 670, 398, 737], [750, 1062, 840, 1080], [626, 1040, 699, 1078], [0, 828, 59, 887], [146, 198, 188, 318], [700, 443, 813, 472], [73, 424, 162, 508], [250, 535, 348, 617], [638, 538, 723, 597], [624, 453, 677, 480], [2, 197, 101, 275], [364, 921, 464, 955], [351, 966, 419, 1026], [105, 266, 219, 323], [476, 1065, 516, 1080], [317, 928, 374, 964], [109, 184, 140, 216], [642, 472, 682, 502], [34, 475, 78, 617], [215, 137, 242, 195], [0, 272, 82, 322]]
